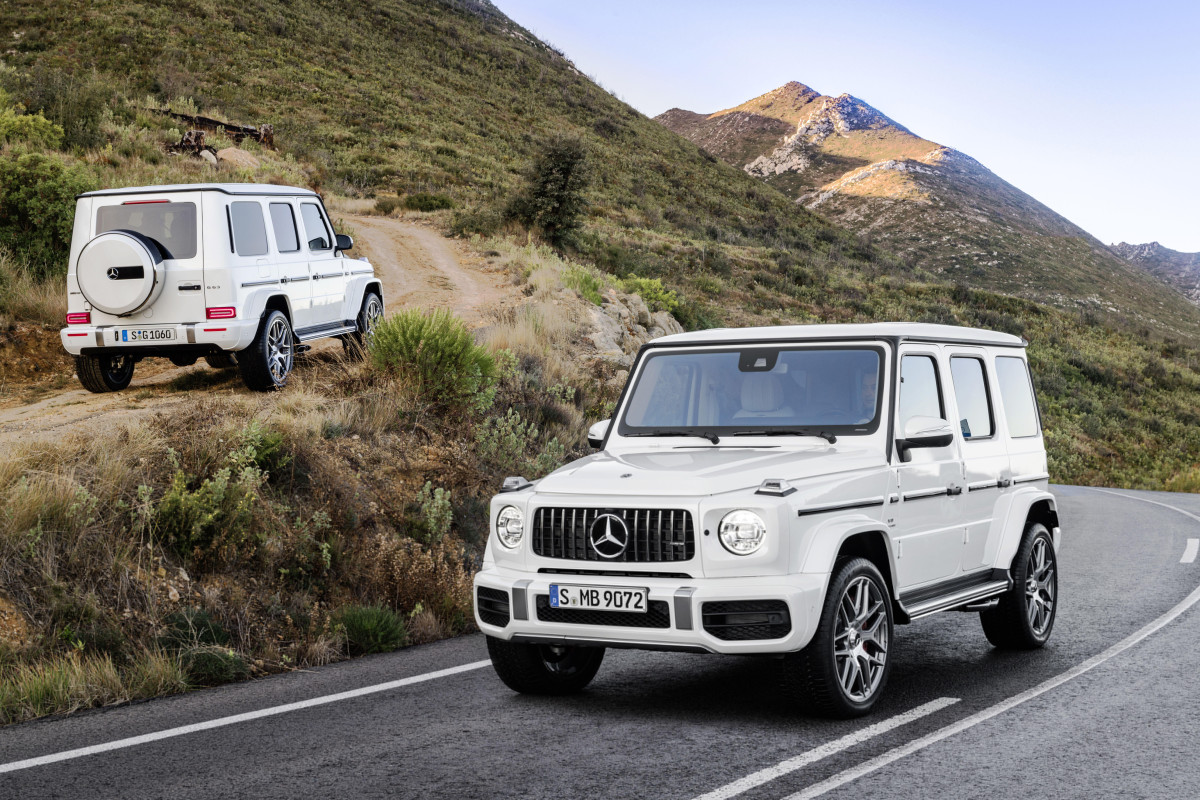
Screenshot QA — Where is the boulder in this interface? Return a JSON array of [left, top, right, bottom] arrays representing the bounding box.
[[199, 149, 218, 167], [216, 147, 260, 170]]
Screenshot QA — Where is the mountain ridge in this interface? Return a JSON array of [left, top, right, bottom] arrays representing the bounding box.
[[1113, 241, 1200, 306]]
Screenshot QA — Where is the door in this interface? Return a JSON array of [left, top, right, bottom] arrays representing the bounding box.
[[266, 201, 312, 329], [891, 347, 963, 590], [947, 350, 1009, 571], [299, 202, 344, 329]]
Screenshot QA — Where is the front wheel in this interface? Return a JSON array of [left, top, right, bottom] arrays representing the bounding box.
[[485, 636, 604, 695], [980, 523, 1057, 649], [343, 291, 383, 359], [238, 310, 294, 391], [75, 354, 135, 393], [781, 557, 893, 718]]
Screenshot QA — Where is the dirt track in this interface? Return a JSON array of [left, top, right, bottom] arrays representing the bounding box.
[[0, 216, 517, 444]]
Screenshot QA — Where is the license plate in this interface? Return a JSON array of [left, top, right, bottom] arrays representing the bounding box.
[[549, 584, 648, 613], [120, 328, 175, 342]]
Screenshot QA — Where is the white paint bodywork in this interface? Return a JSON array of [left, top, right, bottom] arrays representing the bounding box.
[[60, 183, 379, 357], [476, 324, 1058, 654]]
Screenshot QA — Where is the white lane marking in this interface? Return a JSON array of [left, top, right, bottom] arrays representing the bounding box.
[[692, 697, 958, 800], [783, 580, 1200, 800], [1183, 539, 1199, 564], [0, 659, 491, 775]]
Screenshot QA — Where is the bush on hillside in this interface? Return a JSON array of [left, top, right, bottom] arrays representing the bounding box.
[[181, 646, 250, 686], [13, 66, 110, 150], [619, 275, 679, 314], [0, 105, 64, 149], [157, 608, 231, 650], [403, 192, 454, 212], [0, 151, 97, 276], [507, 133, 590, 247], [368, 308, 496, 411], [335, 605, 408, 656]]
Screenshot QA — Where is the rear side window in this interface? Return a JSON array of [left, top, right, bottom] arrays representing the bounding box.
[[229, 202, 268, 257], [300, 203, 331, 251], [898, 355, 944, 426], [269, 203, 300, 252], [949, 357, 994, 439], [996, 356, 1040, 437], [96, 201, 197, 259]]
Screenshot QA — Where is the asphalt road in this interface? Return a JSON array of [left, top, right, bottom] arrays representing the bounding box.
[[2, 486, 1199, 800]]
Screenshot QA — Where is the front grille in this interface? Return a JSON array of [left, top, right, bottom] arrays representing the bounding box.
[[535, 595, 671, 628], [476, 586, 510, 628], [702, 600, 791, 641], [531, 507, 695, 563]]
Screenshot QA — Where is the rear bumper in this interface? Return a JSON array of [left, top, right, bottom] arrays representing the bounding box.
[[474, 567, 827, 655], [61, 320, 258, 356]]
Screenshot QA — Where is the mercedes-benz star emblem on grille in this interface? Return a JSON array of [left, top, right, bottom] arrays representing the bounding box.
[[107, 267, 120, 280], [589, 513, 630, 559]]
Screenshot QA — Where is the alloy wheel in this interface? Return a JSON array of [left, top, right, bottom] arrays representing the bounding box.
[[1025, 536, 1056, 636], [266, 316, 293, 384], [834, 575, 889, 702]]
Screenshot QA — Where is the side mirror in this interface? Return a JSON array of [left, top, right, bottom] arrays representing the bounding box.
[[335, 233, 354, 252], [587, 419, 611, 449], [896, 416, 954, 463]]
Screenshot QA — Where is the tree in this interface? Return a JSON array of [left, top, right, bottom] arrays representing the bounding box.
[[507, 132, 590, 247]]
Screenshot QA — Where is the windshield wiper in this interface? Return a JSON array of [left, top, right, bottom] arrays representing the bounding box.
[[731, 429, 838, 444], [625, 429, 721, 444]]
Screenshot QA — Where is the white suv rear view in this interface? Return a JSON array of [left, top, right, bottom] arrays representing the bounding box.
[[60, 183, 383, 391]]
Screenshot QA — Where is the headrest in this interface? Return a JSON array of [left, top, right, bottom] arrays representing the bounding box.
[[741, 373, 785, 413]]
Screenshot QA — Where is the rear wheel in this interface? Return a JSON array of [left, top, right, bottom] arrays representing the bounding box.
[[238, 310, 294, 391], [204, 351, 238, 370], [75, 354, 135, 393], [342, 291, 383, 359], [485, 636, 604, 695], [981, 523, 1057, 649], [781, 557, 893, 718]]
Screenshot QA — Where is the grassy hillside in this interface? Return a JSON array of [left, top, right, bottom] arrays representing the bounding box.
[[2, 0, 1200, 721]]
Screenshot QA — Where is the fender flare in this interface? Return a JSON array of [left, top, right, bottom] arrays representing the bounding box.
[[989, 487, 1059, 571], [795, 514, 898, 597], [341, 274, 383, 322], [241, 288, 293, 323]]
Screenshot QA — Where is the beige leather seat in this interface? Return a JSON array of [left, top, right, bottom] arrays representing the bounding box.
[[733, 373, 794, 420]]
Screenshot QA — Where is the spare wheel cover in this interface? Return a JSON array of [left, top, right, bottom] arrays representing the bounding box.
[[76, 230, 165, 316]]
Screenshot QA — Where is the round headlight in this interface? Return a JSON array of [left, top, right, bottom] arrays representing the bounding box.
[[496, 505, 524, 549], [718, 509, 766, 555]]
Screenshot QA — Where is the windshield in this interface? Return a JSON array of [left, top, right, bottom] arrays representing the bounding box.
[[618, 346, 884, 437], [96, 201, 198, 259]]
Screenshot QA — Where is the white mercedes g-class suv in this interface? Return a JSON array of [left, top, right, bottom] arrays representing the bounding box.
[[59, 183, 383, 392], [474, 322, 1060, 717]]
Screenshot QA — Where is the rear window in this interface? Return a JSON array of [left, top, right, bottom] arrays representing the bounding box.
[[949, 357, 994, 439], [229, 202, 269, 257], [96, 201, 197, 259], [996, 356, 1040, 437]]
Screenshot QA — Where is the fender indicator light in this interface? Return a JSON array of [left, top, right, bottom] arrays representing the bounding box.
[[66, 312, 91, 325], [206, 307, 236, 319]]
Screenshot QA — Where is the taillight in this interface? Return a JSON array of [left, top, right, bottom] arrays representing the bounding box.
[[206, 307, 236, 319], [66, 312, 91, 325]]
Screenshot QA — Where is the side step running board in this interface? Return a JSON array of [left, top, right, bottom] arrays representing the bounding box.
[[903, 580, 1010, 620], [296, 324, 356, 342]]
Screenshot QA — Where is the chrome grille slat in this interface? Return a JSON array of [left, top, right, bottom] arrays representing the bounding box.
[[531, 507, 695, 563]]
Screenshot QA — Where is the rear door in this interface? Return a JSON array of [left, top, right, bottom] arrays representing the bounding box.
[[946, 349, 1009, 572], [267, 201, 313, 330], [891, 346, 963, 589]]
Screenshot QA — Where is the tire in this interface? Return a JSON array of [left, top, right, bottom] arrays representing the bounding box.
[[205, 351, 238, 370], [342, 291, 383, 359], [981, 523, 1057, 649], [75, 354, 135, 393], [238, 310, 295, 391], [781, 557, 893, 718], [485, 636, 604, 695]]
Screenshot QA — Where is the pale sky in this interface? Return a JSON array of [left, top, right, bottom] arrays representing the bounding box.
[[493, 0, 1200, 252]]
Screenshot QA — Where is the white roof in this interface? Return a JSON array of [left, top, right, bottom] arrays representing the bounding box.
[[652, 322, 1026, 348], [79, 183, 317, 198]]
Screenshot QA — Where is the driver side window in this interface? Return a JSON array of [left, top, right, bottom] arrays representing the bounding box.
[[898, 355, 944, 428]]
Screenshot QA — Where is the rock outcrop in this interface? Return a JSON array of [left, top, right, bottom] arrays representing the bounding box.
[[584, 288, 684, 369]]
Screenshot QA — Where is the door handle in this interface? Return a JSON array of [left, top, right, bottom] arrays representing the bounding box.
[[998, 477, 1012, 488], [947, 484, 963, 496]]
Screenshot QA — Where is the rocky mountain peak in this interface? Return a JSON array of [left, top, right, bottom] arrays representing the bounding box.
[[710, 80, 823, 125], [793, 94, 912, 142]]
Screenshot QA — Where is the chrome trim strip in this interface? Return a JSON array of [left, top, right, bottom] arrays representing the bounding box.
[[902, 487, 949, 501], [511, 579, 531, 621], [1013, 472, 1050, 484], [240, 278, 279, 288], [186, 324, 196, 344], [797, 497, 886, 517], [510, 634, 713, 654], [673, 587, 696, 630], [968, 480, 999, 492], [296, 325, 355, 342], [348, 268, 374, 276]]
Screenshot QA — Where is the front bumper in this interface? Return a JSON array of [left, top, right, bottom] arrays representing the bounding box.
[[474, 567, 827, 655], [61, 320, 259, 356]]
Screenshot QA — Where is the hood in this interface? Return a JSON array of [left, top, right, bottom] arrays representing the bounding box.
[[534, 444, 885, 498]]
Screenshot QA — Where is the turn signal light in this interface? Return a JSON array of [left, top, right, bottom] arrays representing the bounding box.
[[65, 312, 91, 325], [206, 307, 236, 319]]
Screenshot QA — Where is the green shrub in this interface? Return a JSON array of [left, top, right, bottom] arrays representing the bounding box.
[[0, 150, 97, 276], [562, 263, 608, 305], [181, 646, 250, 686], [475, 408, 566, 478], [618, 275, 679, 314], [404, 192, 454, 211], [417, 481, 453, 542], [506, 132, 590, 247], [368, 308, 496, 410], [15, 67, 110, 150], [336, 605, 408, 656], [373, 196, 401, 215], [157, 607, 231, 650], [448, 203, 503, 237], [0, 106, 64, 149]]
